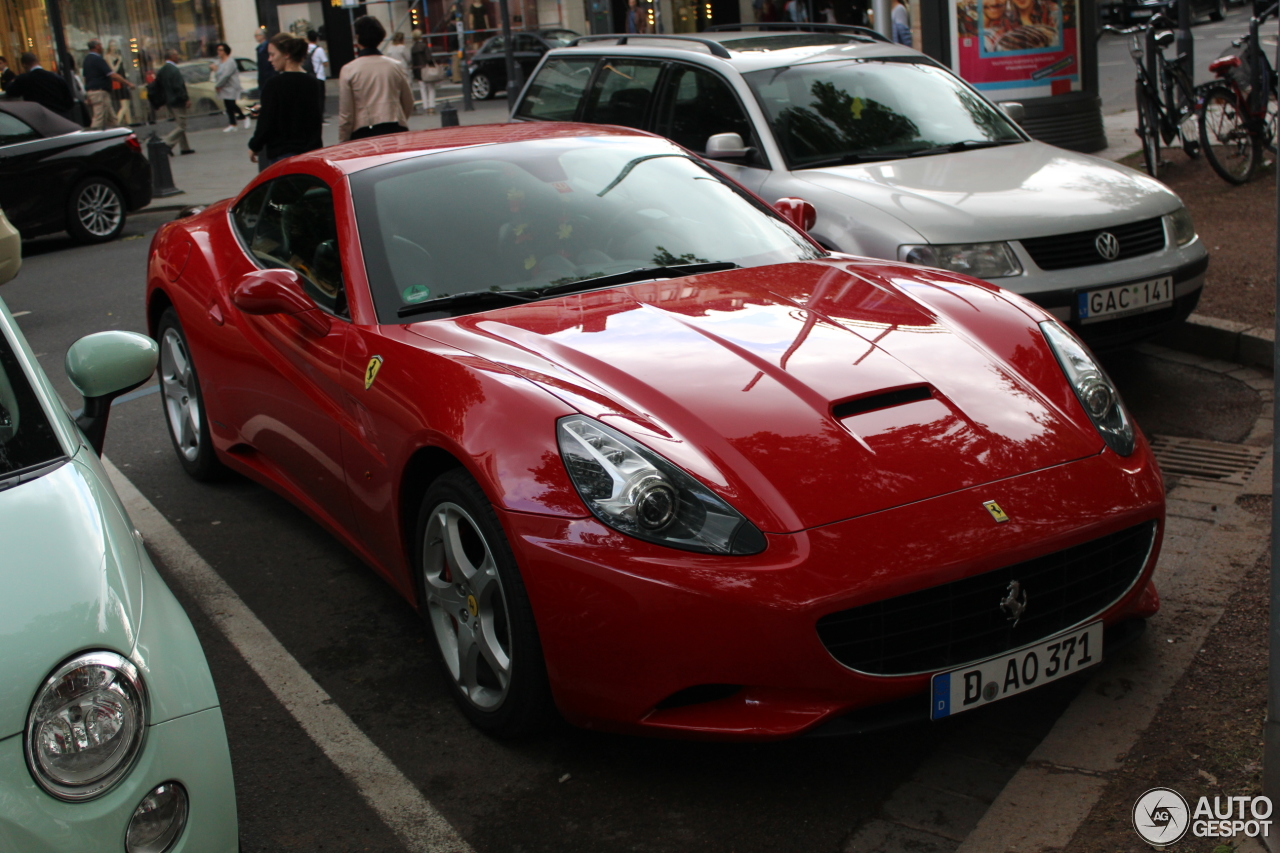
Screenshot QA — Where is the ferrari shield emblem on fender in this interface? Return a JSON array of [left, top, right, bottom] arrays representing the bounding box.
[[364, 356, 384, 390], [983, 500, 1009, 523]]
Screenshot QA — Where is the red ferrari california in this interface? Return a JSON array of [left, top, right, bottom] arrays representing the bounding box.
[[145, 123, 1164, 740]]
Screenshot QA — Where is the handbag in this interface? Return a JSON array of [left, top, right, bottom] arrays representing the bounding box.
[[422, 63, 444, 83]]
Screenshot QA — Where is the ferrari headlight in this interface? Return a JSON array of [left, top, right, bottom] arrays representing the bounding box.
[[26, 651, 147, 801], [899, 242, 1022, 279], [1041, 320, 1135, 456], [1167, 207, 1197, 246], [557, 415, 766, 555]]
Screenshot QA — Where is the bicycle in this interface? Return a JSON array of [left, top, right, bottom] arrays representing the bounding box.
[[1198, 2, 1278, 183], [1101, 13, 1201, 179]]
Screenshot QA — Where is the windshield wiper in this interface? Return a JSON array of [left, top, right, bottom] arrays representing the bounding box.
[[906, 139, 1021, 157], [536, 262, 741, 297], [798, 152, 903, 169], [397, 289, 535, 318]]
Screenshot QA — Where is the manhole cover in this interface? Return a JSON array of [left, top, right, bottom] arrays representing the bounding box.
[[1148, 435, 1267, 485]]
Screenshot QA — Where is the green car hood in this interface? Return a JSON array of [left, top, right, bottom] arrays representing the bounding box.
[[0, 453, 144, 739]]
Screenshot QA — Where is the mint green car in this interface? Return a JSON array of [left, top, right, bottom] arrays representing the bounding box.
[[0, 294, 238, 852]]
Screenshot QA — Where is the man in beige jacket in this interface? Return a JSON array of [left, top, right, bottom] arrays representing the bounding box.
[[338, 16, 415, 142]]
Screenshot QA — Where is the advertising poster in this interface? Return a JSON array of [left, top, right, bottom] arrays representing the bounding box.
[[952, 0, 1080, 99]]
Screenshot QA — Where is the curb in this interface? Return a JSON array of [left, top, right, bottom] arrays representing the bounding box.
[[1158, 313, 1276, 372]]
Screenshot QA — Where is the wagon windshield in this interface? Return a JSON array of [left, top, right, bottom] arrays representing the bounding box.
[[351, 137, 822, 322]]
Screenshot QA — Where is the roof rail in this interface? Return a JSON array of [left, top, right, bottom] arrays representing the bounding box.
[[702, 22, 891, 44], [567, 33, 733, 58]]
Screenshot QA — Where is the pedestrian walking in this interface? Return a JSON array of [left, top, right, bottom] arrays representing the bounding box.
[[467, 0, 490, 47], [213, 43, 248, 131], [255, 28, 277, 90], [307, 30, 328, 119], [891, 0, 912, 45], [0, 56, 14, 90], [83, 39, 134, 129], [4, 53, 76, 119], [248, 34, 323, 171], [153, 49, 194, 154], [337, 15, 415, 142], [386, 31, 412, 73], [410, 30, 441, 114]]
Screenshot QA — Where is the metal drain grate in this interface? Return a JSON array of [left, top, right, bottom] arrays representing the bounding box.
[[1148, 435, 1267, 485]]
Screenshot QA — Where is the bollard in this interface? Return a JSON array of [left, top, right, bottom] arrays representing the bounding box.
[[439, 102, 460, 127], [146, 133, 184, 198]]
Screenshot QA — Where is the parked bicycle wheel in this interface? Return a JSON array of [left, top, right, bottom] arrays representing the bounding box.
[[1170, 66, 1200, 158], [1137, 84, 1162, 178], [1199, 84, 1261, 183]]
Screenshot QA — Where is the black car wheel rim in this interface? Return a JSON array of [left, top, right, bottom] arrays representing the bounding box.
[[78, 183, 123, 238]]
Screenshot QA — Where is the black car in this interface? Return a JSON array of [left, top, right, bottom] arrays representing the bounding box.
[[1099, 0, 1231, 26], [467, 29, 579, 100], [0, 100, 152, 243]]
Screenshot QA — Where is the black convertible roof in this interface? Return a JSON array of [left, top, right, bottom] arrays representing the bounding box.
[[0, 100, 81, 137]]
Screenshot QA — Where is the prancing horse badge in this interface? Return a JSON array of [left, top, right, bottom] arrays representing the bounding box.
[[983, 500, 1009, 523], [364, 355, 384, 390]]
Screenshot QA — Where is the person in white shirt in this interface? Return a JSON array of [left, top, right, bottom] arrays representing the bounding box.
[[307, 30, 328, 80]]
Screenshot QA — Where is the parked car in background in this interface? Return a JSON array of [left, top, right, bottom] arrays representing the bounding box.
[[0, 100, 151, 243], [1098, 0, 1228, 25], [0, 207, 19, 284], [0, 292, 238, 851], [467, 28, 579, 100], [511, 27, 1208, 349], [146, 123, 1165, 741], [177, 57, 261, 115]]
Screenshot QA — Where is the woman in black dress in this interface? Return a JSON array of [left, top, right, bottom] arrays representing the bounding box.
[[248, 33, 324, 172]]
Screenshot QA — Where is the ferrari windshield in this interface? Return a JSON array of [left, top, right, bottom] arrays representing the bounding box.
[[350, 137, 822, 322], [743, 60, 1024, 169], [0, 322, 64, 481]]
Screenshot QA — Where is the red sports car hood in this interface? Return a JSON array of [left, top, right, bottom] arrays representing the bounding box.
[[409, 261, 1102, 532]]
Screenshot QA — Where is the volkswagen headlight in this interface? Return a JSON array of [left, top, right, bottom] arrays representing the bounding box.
[[1167, 207, 1197, 246], [26, 651, 147, 801], [558, 415, 766, 555], [1041, 320, 1135, 456], [899, 242, 1022, 279]]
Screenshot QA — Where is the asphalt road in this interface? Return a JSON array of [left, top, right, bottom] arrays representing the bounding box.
[[1096, 2, 1277, 115], [3, 209, 1262, 852]]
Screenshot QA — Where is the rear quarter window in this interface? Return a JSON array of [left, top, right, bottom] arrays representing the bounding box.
[[514, 56, 598, 121]]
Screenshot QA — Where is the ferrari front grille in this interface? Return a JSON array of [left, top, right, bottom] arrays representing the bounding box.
[[815, 521, 1156, 676]]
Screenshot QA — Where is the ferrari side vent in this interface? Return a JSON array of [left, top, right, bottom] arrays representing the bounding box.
[[816, 521, 1156, 676], [654, 684, 742, 710], [832, 386, 931, 419]]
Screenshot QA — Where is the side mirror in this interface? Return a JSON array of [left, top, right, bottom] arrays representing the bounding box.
[[704, 132, 756, 161], [232, 269, 330, 335], [997, 101, 1025, 124], [65, 331, 158, 455], [773, 197, 817, 233]]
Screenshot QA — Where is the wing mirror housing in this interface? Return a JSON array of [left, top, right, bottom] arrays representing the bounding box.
[[997, 101, 1025, 124], [704, 132, 757, 161], [773, 197, 817, 233], [65, 331, 158, 455], [232, 269, 330, 335]]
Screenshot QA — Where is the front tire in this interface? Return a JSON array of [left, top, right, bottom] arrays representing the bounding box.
[[1200, 84, 1260, 183], [157, 308, 224, 480], [470, 72, 494, 100], [67, 176, 125, 243], [414, 469, 554, 737]]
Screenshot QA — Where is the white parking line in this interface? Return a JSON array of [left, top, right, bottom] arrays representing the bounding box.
[[102, 457, 475, 853]]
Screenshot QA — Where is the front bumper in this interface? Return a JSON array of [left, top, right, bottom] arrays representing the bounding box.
[[504, 443, 1164, 740], [0, 707, 237, 852]]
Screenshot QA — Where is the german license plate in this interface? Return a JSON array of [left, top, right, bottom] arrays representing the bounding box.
[[929, 622, 1103, 720], [1077, 277, 1172, 323]]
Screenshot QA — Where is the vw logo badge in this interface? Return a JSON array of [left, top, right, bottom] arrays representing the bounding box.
[[999, 580, 1029, 626], [1095, 231, 1120, 260]]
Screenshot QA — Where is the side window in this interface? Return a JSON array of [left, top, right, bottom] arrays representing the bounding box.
[[513, 34, 541, 52], [234, 176, 348, 318], [484, 36, 504, 54], [0, 113, 39, 145], [580, 59, 665, 130], [654, 64, 754, 155], [513, 56, 598, 121]]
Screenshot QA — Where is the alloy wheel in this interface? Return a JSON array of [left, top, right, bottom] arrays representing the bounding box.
[[160, 327, 203, 462], [76, 181, 123, 239]]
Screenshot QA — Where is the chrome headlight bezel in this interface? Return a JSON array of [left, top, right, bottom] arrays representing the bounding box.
[[557, 415, 766, 555], [25, 651, 148, 801], [1040, 320, 1135, 456], [1167, 206, 1197, 246], [899, 242, 1023, 279]]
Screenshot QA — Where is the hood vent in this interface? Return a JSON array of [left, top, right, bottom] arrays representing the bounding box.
[[833, 386, 932, 420]]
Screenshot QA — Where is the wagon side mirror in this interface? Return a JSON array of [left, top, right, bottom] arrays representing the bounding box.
[[65, 331, 158, 455], [704, 132, 757, 161], [773, 197, 817, 233], [997, 101, 1025, 124], [232, 269, 330, 335]]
